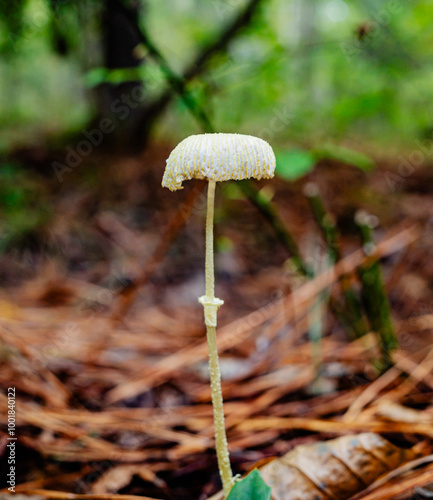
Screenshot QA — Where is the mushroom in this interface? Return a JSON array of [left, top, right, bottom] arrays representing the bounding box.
[[162, 133, 276, 497]]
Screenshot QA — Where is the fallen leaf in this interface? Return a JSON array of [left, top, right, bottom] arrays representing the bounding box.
[[260, 433, 420, 500], [209, 433, 423, 500]]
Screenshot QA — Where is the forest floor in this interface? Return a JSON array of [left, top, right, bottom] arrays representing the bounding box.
[[0, 141, 433, 500]]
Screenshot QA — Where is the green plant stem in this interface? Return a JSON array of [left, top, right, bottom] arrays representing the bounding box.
[[356, 215, 398, 368], [306, 187, 368, 339], [305, 188, 339, 262], [239, 179, 313, 278], [200, 180, 234, 498]]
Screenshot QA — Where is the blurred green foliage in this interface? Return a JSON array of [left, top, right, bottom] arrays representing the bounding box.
[[1, 0, 433, 152], [275, 149, 316, 180], [312, 144, 375, 170], [0, 163, 51, 250], [275, 143, 374, 181]]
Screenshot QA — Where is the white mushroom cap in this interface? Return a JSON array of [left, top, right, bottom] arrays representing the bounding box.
[[162, 133, 276, 191]]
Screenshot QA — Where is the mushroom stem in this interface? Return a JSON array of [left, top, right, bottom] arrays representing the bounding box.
[[201, 179, 234, 497], [205, 180, 217, 299], [207, 324, 234, 497]]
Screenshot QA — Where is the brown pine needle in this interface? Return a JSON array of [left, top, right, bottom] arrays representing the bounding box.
[[5, 489, 163, 500]]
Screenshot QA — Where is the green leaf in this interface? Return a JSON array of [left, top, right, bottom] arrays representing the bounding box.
[[84, 68, 109, 88], [275, 149, 316, 181], [84, 67, 144, 87], [227, 469, 272, 500], [312, 144, 375, 172]]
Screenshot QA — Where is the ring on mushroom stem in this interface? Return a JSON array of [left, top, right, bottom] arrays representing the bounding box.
[[162, 133, 276, 498]]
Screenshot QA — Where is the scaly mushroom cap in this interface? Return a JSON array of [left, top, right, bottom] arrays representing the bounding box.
[[162, 133, 276, 191]]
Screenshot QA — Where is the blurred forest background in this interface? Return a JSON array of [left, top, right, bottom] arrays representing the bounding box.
[[2, 0, 433, 151], [1, 0, 433, 265], [1, 1, 433, 499]]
